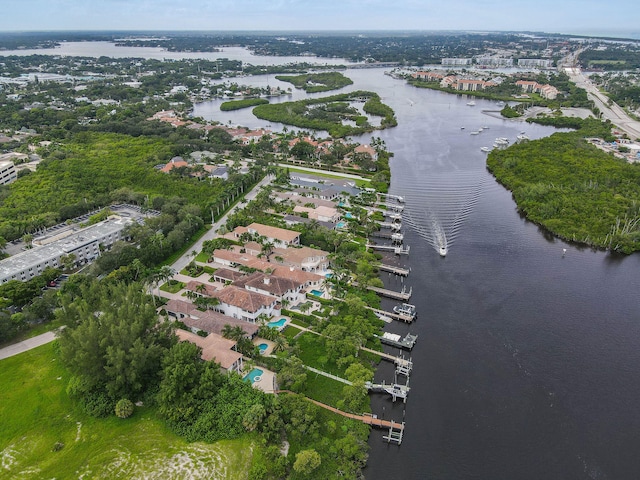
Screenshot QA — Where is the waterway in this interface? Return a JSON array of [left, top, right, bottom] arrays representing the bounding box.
[[7, 41, 638, 477], [198, 68, 640, 479]]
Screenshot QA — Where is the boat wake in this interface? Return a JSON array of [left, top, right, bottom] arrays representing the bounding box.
[[400, 171, 487, 255]]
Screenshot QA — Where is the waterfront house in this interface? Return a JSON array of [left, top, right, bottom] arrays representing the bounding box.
[[212, 285, 278, 322], [175, 328, 244, 374]]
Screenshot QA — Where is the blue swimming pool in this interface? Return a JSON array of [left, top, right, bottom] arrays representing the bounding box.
[[243, 368, 263, 384], [267, 318, 287, 328], [310, 289, 323, 297], [336, 221, 346, 229], [345, 212, 354, 219], [325, 273, 333, 278], [258, 343, 269, 353]]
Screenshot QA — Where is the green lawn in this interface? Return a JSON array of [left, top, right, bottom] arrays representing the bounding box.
[[0, 343, 255, 479], [159, 280, 185, 293]]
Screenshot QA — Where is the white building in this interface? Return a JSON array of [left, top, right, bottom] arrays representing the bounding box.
[[441, 58, 473, 66], [517, 59, 554, 68], [212, 285, 278, 323], [0, 160, 17, 186], [0, 215, 132, 284]]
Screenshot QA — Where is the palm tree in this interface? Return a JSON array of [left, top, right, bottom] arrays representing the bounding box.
[[273, 335, 288, 354], [195, 283, 207, 296]]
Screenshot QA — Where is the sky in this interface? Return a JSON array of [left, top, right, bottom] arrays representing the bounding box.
[[0, 0, 639, 38]]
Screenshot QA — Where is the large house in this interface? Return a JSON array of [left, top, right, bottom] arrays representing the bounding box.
[[212, 285, 278, 322], [164, 298, 259, 338], [231, 223, 300, 248], [292, 205, 340, 223], [233, 271, 306, 305], [271, 245, 329, 273], [175, 329, 244, 374]]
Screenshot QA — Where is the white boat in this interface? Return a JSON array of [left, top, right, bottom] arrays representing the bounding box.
[[481, 146, 491, 152], [467, 100, 476, 106], [439, 246, 447, 256], [516, 134, 530, 141], [482, 126, 489, 129], [460, 126, 465, 130], [470, 131, 480, 135]]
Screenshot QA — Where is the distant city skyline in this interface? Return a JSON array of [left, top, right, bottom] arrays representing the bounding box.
[[0, 0, 638, 39]]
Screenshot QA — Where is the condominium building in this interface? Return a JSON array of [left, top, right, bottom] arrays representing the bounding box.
[[0, 160, 17, 186]]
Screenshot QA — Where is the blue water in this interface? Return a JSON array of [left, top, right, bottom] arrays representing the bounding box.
[[243, 368, 263, 384], [310, 289, 323, 296], [258, 343, 268, 352], [267, 318, 286, 328], [336, 221, 346, 229], [345, 212, 354, 219], [325, 273, 333, 278]]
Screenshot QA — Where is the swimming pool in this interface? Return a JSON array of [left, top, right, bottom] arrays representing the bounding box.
[[267, 318, 287, 328], [336, 221, 346, 229], [310, 289, 323, 297], [243, 368, 264, 384], [345, 212, 354, 219], [325, 273, 333, 278], [258, 343, 269, 353]]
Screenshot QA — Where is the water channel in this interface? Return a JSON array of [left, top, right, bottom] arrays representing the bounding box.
[[196, 69, 640, 480], [7, 43, 640, 478]]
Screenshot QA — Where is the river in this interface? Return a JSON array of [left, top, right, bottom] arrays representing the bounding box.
[[195, 68, 640, 479], [8, 40, 638, 478]]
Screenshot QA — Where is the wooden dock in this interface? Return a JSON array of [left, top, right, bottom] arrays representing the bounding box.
[[367, 285, 412, 300], [378, 263, 410, 276], [378, 332, 418, 350], [365, 380, 411, 402], [367, 306, 414, 323], [366, 243, 410, 255], [275, 390, 405, 444]]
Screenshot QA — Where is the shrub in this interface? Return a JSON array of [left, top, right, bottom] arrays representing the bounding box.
[[115, 398, 134, 419]]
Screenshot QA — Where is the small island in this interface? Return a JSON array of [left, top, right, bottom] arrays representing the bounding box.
[[252, 90, 397, 138], [220, 97, 270, 111], [275, 71, 354, 93]]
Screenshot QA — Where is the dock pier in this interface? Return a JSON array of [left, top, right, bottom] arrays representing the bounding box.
[[377, 332, 418, 350], [367, 306, 414, 323], [365, 380, 411, 402], [378, 263, 410, 276], [366, 243, 410, 255], [368, 285, 412, 301]]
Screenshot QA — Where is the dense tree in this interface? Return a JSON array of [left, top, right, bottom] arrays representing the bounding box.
[[57, 282, 175, 407]]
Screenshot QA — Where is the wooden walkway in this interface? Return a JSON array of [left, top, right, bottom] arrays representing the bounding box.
[[275, 390, 404, 431], [378, 263, 410, 276], [367, 306, 414, 323], [366, 285, 412, 300]]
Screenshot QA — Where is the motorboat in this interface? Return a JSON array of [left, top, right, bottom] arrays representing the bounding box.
[[393, 303, 417, 317], [439, 245, 447, 256], [467, 100, 476, 106], [481, 146, 491, 152]]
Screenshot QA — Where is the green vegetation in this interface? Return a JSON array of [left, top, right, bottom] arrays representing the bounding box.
[[0, 343, 255, 479], [487, 119, 640, 253], [159, 280, 185, 293], [275, 72, 354, 93], [252, 90, 396, 138], [220, 97, 269, 111]]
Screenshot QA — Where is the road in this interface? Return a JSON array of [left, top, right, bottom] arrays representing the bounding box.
[[170, 174, 274, 272], [564, 66, 640, 140], [0, 331, 57, 361]]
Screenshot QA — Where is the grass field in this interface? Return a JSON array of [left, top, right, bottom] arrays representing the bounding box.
[[0, 343, 255, 479]]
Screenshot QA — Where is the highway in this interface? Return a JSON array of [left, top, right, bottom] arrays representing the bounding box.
[[564, 65, 640, 140]]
